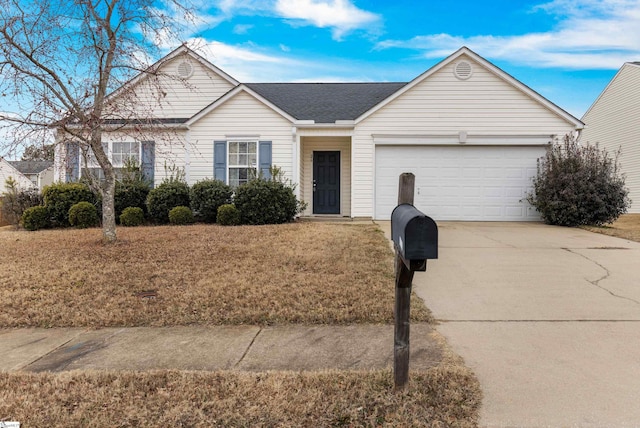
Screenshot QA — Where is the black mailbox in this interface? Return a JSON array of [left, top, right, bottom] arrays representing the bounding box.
[[391, 204, 438, 271]]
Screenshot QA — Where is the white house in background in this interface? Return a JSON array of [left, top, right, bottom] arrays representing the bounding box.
[[581, 62, 640, 213], [54, 46, 583, 221], [9, 161, 54, 190], [0, 157, 34, 191]]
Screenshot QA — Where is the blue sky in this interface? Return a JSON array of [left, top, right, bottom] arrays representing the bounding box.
[[166, 0, 640, 119]]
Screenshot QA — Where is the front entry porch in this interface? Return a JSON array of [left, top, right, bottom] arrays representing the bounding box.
[[299, 136, 351, 217]]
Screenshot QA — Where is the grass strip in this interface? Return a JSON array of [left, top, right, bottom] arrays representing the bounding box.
[[0, 367, 480, 427]]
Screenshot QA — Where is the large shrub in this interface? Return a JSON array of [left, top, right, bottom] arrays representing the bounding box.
[[1, 177, 43, 228], [68, 201, 99, 228], [189, 179, 232, 223], [21, 205, 49, 231], [217, 203, 240, 226], [120, 206, 145, 227], [146, 180, 190, 223], [114, 159, 151, 221], [234, 177, 301, 225], [43, 182, 99, 227], [115, 181, 150, 220], [526, 134, 631, 226], [169, 206, 195, 225]]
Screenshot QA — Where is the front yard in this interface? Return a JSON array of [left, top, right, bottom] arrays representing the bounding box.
[[0, 222, 431, 327], [0, 222, 481, 426]]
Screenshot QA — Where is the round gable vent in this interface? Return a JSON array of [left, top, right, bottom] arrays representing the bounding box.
[[454, 61, 473, 80], [176, 60, 194, 79]]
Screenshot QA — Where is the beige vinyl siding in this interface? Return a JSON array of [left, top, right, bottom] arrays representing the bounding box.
[[581, 64, 640, 213], [351, 54, 577, 217], [0, 159, 33, 190], [300, 136, 351, 216], [108, 56, 236, 120], [188, 91, 294, 185]]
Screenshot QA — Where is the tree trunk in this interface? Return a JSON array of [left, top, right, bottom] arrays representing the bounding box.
[[101, 171, 117, 243]]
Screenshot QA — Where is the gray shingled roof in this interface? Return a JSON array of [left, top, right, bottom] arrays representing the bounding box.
[[245, 82, 407, 123], [10, 160, 53, 174]]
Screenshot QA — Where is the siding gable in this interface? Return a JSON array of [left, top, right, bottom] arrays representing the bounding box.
[[358, 53, 578, 134], [187, 91, 294, 185], [105, 51, 238, 121], [581, 63, 640, 213]]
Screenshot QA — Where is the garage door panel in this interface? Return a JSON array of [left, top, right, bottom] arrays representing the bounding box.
[[375, 145, 544, 221]]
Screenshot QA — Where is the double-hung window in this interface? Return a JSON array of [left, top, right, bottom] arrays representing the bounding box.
[[82, 141, 141, 180], [214, 139, 271, 185], [228, 141, 257, 187]]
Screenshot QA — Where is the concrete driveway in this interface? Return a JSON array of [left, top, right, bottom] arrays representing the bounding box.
[[380, 221, 640, 427]]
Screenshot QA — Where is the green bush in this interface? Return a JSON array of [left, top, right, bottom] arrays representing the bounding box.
[[120, 206, 145, 227], [21, 205, 49, 231], [146, 180, 190, 223], [189, 179, 232, 223], [234, 178, 300, 225], [115, 181, 150, 221], [217, 204, 240, 226], [43, 182, 98, 227], [169, 206, 194, 225], [68, 201, 99, 228], [526, 134, 631, 226], [1, 178, 43, 227]]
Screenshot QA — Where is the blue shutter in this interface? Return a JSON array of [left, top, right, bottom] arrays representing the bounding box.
[[214, 141, 227, 182], [141, 141, 155, 187], [258, 141, 272, 180], [65, 141, 79, 182]]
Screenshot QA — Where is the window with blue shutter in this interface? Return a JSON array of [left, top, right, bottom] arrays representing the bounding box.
[[65, 141, 79, 182], [214, 141, 227, 182], [258, 141, 272, 180], [141, 141, 155, 187]]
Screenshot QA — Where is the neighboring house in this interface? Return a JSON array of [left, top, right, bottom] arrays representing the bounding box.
[[54, 46, 583, 221], [581, 62, 640, 213], [0, 157, 34, 191], [9, 161, 54, 190]]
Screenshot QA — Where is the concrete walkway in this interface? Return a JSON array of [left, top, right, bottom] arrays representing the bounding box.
[[379, 221, 640, 428], [0, 324, 442, 373]]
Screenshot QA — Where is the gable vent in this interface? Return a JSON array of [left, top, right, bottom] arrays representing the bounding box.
[[176, 61, 194, 79], [454, 61, 473, 80]]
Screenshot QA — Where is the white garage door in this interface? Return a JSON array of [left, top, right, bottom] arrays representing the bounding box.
[[375, 145, 545, 221]]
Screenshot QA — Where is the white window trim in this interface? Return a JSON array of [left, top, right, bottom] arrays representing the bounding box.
[[84, 141, 142, 169], [227, 140, 259, 187]]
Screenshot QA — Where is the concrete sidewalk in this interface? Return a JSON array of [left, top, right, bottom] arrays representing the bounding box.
[[0, 324, 442, 373]]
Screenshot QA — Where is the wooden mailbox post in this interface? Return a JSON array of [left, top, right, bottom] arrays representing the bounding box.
[[391, 173, 438, 390]]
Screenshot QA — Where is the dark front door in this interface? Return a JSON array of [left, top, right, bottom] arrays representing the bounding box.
[[313, 151, 340, 214]]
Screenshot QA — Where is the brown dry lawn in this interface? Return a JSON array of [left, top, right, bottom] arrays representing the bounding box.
[[582, 213, 640, 242], [0, 222, 432, 327], [0, 366, 480, 427]]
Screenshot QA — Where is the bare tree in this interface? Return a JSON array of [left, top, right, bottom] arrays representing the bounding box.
[[0, 0, 192, 242]]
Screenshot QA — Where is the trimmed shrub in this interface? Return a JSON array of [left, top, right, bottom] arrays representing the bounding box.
[[68, 201, 99, 228], [115, 181, 150, 221], [146, 180, 190, 223], [169, 206, 194, 225], [189, 179, 232, 223], [526, 134, 631, 226], [234, 178, 299, 225], [21, 205, 49, 231], [217, 204, 240, 226], [120, 206, 145, 227], [43, 182, 98, 227], [1, 178, 43, 227]]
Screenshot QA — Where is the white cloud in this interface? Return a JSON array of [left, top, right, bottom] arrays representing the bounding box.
[[376, 0, 640, 69], [186, 38, 374, 82], [233, 23, 254, 34], [274, 0, 381, 40]]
